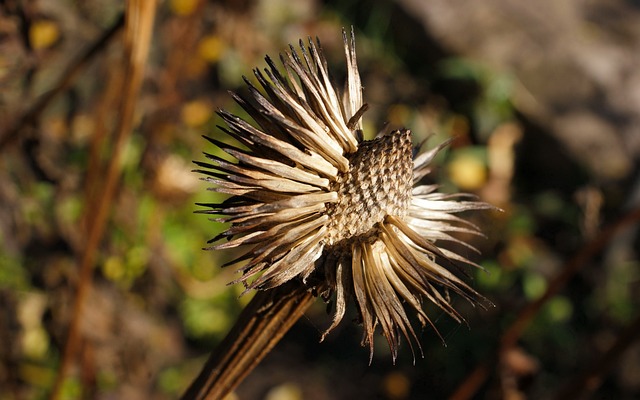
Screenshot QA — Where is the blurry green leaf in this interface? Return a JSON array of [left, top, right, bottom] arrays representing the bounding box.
[[56, 194, 82, 226], [122, 134, 144, 170], [101, 246, 149, 288], [508, 208, 536, 235], [218, 49, 247, 88], [163, 192, 228, 280], [25, 183, 54, 222], [19, 362, 54, 390], [486, 73, 514, 104], [533, 191, 565, 218], [102, 255, 125, 282], [604, 261, 638, 322], [449, 147, 488, 163], [546, 296, 573, 322], [438, 58, 484, 80], [523, 272, 547, 300], [97, 370, 118, 392], [121, 134, 145, 188], [137, 194, 155, 229], [157, 366, 186, 395], [477, 260, 502, 289], [180, 297, 232, 339], [439, 58, 515, 138], [59, 376, 82, 400], [0, 254, 29, 290], [163, 219, 200, 270], [126, 246, 149, 278]]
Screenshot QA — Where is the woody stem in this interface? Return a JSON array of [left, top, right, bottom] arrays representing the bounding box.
[[180, 282, 315, 400]]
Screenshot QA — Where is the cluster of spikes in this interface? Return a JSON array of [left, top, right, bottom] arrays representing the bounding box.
[[195, 28, 494, 362]]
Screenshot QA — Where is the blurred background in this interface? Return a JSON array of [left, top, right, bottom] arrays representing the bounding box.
[[1, 0, 639, 399]]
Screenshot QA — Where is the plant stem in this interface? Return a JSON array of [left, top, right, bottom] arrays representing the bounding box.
[[48, 2, 156, 399], [180, 283, 315, 400]]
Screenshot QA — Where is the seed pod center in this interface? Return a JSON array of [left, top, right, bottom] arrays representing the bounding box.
[[325, 129, 414, 246]]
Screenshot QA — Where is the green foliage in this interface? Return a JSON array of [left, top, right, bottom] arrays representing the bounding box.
[[1, 1, 637, 399], [0, 254, 29, 290], [180, 296, 234, 340], [438, 58, 515, 139]]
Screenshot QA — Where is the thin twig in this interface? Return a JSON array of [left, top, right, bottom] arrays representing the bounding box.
[[0, 14, 125, 150], [47, 2, 157, 399], [180, 283, 316, 400], [82, 62, 126, 218], [449, 206, 640, 400]]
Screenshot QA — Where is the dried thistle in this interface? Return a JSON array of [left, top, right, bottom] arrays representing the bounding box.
[[195, 28, 493, 362]]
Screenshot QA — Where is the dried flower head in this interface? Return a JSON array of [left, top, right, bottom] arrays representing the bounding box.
[[196, 28, 493, 361]]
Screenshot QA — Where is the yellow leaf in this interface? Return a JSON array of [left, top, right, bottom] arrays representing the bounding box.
[[198, 35, 225, 63], [29, 20, 60, 50], [448, 154, 487, 190], [181, 100, 212, 127], [170, 0, 199, 16], [383, 372, 411, 399]]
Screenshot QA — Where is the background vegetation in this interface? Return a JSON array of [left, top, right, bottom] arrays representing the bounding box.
[[1, 0, 639, 399]]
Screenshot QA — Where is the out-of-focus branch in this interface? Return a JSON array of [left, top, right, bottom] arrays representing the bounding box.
[[0, 13, 124, 150], [47, 2, 157, 399], [499, 206, 640, 350], [449, 206, 640, 400]]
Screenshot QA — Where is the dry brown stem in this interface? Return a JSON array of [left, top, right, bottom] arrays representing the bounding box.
[[47, 2, 157, 399], [180, 283, 315, 400]]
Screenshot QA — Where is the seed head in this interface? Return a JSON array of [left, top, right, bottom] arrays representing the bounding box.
[[195, 28, 494, 362]]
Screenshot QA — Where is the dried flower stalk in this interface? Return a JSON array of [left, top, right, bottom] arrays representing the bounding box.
[[185, 27, 493, 399]]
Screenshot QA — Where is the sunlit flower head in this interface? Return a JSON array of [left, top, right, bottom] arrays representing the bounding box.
[[196, 28, 493, 361]]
